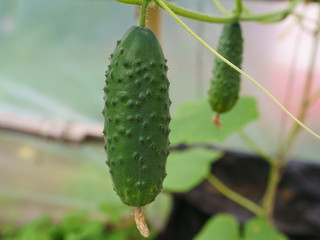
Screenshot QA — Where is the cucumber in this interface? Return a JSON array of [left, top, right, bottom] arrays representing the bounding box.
[[208, 22, 243, 114], [102, 26, 171, 207]]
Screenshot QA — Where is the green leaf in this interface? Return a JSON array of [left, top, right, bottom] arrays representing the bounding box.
[[243, 217, 288, 240], [194, 214, 240, 240], [163, 148, 222, 192], [170, 97, 258, 145]]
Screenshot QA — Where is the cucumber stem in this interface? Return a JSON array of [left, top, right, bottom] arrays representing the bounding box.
[[134, 207, 149, 238], [140, 0, 149, 27], [235, 0, 243, 17]]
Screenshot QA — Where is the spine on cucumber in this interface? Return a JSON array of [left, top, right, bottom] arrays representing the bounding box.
[[208, 22, 243, 114], [102, 26, 171, 207]]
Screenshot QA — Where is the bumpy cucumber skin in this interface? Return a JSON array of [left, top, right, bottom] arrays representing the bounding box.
[[209, 22, 243, 113], [102, 26, 171, 207]]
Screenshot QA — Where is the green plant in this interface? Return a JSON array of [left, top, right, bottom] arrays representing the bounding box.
[[104, 0, 320, 239]]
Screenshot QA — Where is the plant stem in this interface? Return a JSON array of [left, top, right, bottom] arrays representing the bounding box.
[[155, 0, 320, 141], [238, 130, 272, 163], [309, 87, 320, 105], [212, 0, 230, 16], [207, 174, 264, 217], [261, 161, 282, 221], [139, 0, 149, 27], [116, 0, 142, 5], [115, 0, 302, 23], [235, 0, 243, 16]]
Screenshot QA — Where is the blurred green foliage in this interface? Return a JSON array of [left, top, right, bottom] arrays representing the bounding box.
[[0, 211, 149, 240]]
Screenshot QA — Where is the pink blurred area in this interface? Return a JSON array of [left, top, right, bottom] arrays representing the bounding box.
[[267, 3, 320, 119], [270, 67, 320, 118]]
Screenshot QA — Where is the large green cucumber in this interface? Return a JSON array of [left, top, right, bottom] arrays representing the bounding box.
[[102, 26, 171, 207], [208, 22, 243, 114]]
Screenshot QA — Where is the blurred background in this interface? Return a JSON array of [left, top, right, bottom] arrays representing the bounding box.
[[0, 0, 319, 239]]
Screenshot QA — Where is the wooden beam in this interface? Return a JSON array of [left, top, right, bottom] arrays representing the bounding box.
[[0, 113, 103, 143]]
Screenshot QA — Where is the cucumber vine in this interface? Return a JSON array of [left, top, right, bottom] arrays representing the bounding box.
[[116, 0, 301, 23]]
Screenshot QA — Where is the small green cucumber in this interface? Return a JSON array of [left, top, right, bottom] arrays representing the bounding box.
[[208, 22, 243, 114], [102, 26, 171, 207]]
